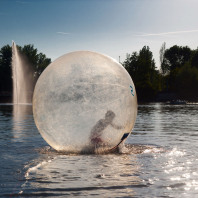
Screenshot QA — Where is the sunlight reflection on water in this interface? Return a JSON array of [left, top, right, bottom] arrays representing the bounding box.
[[1, 103, 198, 197]]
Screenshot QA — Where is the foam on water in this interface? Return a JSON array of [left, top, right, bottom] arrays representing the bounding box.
[[17, 143, 167, 197]]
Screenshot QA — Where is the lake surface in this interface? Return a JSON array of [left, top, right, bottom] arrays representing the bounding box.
[[0, 103, 198, 197]]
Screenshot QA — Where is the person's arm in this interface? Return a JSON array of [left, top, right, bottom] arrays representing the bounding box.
[[110, 123, 123, 130]]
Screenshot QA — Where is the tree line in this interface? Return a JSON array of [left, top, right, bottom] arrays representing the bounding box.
[[0, 43, 198, 102], [123, 43, 198, 102]]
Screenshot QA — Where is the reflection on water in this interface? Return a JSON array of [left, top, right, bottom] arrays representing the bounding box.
[[22, 152, 140, 197], [1, 103, 198, 197], [12, 104, 33, 140]]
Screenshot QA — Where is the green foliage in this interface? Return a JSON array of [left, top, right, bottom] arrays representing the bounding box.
[[124, 44, 198, 102], [18, 44, 51, 78], [162, 45, 191, 72], [160, 45, 198, 100], [123, 46, 161, 101], [0, 45, 12, 91], [191, 48, 198, 68], [36, 53, 51, 76], [175, 63, 198, 100]]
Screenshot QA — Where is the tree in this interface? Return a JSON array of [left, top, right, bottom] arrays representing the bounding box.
[[123, 46, 161, 101], [19, 44, 51, 78], [36, 53, 51, 76], [123, 52, 138, 79], [159, 42, 167, 74], [160, 42, 166, 65], [162, 45, 192, 91], [175, 63, 198, 100], [191, 48, 198, 68], [163, 45, 191, 72], [0, 45, 12, 92]]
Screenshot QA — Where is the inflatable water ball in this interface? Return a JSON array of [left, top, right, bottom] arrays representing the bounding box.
[[33, 51, 137, 152]]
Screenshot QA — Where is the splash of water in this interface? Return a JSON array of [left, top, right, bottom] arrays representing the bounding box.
[[12, 41, 34, 104]]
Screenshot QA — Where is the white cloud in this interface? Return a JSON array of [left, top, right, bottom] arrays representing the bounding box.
[[135, 30, 198, 37], [57, 32, 70, 35]]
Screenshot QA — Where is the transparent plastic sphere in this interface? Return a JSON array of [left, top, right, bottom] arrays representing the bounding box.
[[33, 51, 137, 152]]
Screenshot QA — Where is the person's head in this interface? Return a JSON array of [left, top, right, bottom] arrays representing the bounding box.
[[105, 110, 115, 122]]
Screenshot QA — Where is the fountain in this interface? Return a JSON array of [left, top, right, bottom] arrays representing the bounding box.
[[12, 41, 35, 140], [12, 41, 34, 104]]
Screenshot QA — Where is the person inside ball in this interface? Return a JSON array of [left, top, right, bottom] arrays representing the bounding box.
[[90, 110, 123, 148]]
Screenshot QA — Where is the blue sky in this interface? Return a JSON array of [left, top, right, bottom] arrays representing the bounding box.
[[1, 0, 198, 68]]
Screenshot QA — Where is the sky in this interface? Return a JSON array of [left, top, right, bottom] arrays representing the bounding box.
[[1, 0, 198, 68]]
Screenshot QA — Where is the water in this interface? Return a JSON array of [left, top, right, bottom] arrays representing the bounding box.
[[0, 103, 198, 197]]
